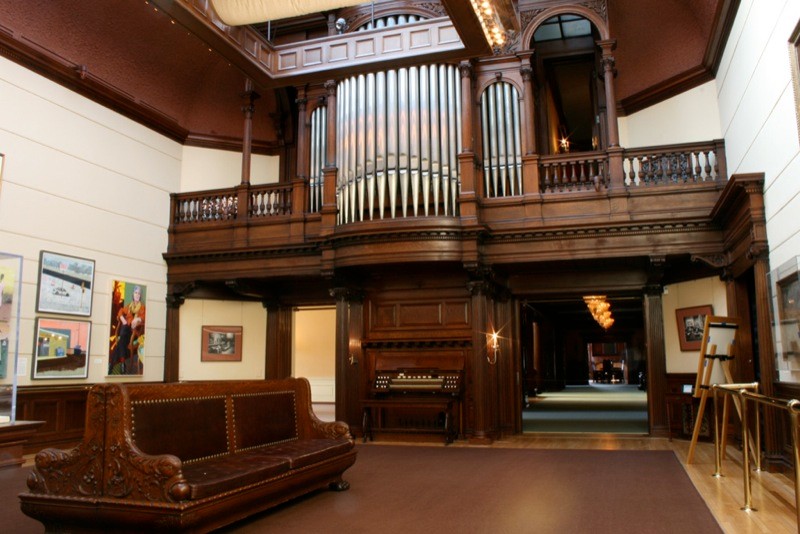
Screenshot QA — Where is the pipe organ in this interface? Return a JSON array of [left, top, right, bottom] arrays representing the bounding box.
[[309, 106, 327, 213], [335, 63, 462, 224], [480, 81, 522, 197]]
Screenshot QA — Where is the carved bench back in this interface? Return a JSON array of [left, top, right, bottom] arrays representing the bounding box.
[[120, 379, 310, 463]]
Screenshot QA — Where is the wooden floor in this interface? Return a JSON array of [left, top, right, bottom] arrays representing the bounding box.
[[473, 434, 799, 534]]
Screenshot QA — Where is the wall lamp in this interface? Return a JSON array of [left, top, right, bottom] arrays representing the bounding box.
[[487, 331, 500, 365]]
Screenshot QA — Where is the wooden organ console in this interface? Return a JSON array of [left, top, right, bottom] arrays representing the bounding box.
[[362, 351, 464, 444]]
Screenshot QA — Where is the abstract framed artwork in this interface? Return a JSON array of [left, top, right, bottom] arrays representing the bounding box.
[[675, 305, 713, 352], [36, 251, 95, 317], [201, 326, 243, 362], [32, 317, 91, 379]]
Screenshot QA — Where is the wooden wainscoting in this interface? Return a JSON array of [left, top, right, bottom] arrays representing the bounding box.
[[16, 385, 90, 454]]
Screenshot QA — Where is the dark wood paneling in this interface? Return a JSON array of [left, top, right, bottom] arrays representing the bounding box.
[[16, 386, 90, 454]]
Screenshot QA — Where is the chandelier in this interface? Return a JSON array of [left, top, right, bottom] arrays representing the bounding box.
[[469, 0, 518, 50], [584, 295, 614, 330]]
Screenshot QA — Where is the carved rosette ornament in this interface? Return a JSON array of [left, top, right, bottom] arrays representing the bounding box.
[[26, 386, 107, 497]]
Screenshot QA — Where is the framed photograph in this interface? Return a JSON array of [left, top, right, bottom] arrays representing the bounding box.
[[201, 326, 243, 362], [676, 305, 713, 351], [36, 251, 95, 317], [32, 317, 91, 379], [108, 280, 146, 376]]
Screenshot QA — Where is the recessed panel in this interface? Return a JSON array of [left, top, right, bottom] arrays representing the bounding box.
[[278, 51, 298, 71], [355, 38, 376, 58], [304, 46, 323, 66], [437, 25, 461, 45], [330, 42, 349, 62], [410, 29, 432, 49], [382, 33, 403, 53], [398, 303, 442, 327]]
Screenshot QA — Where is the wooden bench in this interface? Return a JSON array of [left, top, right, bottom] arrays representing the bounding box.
[[19, 378, 357, 533]]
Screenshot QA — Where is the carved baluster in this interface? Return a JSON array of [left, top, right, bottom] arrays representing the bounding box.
[[579, 161, 586, 189], [543, 164, 550, 192], [703, 151, 712, 181]]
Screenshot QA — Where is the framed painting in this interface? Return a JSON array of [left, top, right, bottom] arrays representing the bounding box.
[[108, 280, 146, 376], [201, 326, 243, 362], [676, 305, 713, 352], [36, 251, 95, 317], [32, 317, 91, 379]]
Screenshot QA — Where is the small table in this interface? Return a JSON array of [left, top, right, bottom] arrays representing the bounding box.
[[361, 398, 457, 444]]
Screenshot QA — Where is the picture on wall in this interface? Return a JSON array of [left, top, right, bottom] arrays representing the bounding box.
[[36, 251, 95, 317], [32, 317, 91, 379], [201, 326, 243, 362], [0, 259, 20, 379], [676, 305, 714, 352], [108, 280, 146, 376]]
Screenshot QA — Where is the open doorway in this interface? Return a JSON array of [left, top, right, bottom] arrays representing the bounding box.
[[292, 306, 337, 421], [520, 296, 648, 434], [532, 14, 605, 155]]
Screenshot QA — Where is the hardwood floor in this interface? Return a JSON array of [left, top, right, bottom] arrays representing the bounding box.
[[477, 434, 798, 534]]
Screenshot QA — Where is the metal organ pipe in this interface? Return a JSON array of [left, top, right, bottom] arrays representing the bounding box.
[[309, 106, 327, 213], [336, 63, 462, 223], [480, 81, 523, 198]]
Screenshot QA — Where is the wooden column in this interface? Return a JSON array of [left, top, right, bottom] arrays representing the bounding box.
[[240, 79, 259, 185], [164, 285, 192, 383], [597, 39, 624, 191], [264, 302, 292, 379], [754, 251, 781, 465], [644, 255, 669, 437], [467, 277, 499, 444], [519, 59, 541, 197], [330, 287, 363, 428], [320, 80, 338, 238], [458, 61, 480, 228]]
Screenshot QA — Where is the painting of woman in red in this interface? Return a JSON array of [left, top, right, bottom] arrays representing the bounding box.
[[108, 281, 146, 375]]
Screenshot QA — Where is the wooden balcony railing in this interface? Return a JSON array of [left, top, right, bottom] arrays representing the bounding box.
[[168, 140, 726, 237], [539, 153, 608, 193], [622, 140, 725, 187], [171, 183, 292, 226]]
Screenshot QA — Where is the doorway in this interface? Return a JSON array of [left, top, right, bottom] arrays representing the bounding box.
[[292, 306, 337, 421], [520, 296, 649, 434]]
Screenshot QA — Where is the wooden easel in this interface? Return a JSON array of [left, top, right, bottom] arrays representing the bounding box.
[[686, 315, 741, 464]]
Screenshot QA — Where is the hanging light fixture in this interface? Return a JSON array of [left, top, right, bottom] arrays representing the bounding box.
[[584, 295, 615, 330]]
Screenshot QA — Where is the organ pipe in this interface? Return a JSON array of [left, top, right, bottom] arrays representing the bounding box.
[[480, 81, 523, 198], [335, 63, 462, 223]]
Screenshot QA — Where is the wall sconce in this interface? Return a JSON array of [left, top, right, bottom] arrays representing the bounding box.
[[487, 331, 499, 365]]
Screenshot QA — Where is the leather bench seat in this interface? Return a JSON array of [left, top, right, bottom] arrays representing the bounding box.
[[251, 438, 355, 469], [182, 452, 290, 499]]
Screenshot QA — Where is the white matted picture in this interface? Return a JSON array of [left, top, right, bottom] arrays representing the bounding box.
[[33, 317, 91, 379], [201, 326, 243, 362], [36, 251, 95, 317]]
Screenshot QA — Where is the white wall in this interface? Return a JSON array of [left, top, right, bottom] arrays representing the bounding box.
[[716, 0, 800, 270], [0, 56, 180, 385], [180, 146, 280, 191], [619, 82, 724, 148], [662, 277, 728, 385], [178, 299, 267, 381]]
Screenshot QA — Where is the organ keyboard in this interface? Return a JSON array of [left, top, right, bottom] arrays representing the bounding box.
[[372, 369, 462, 395], [363, 351, 465, 443]]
